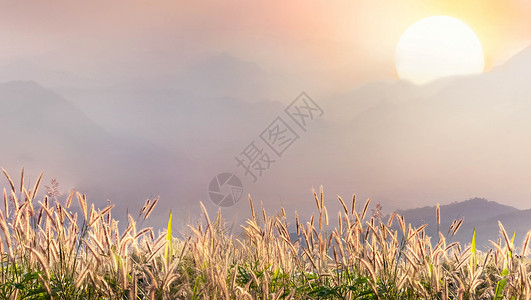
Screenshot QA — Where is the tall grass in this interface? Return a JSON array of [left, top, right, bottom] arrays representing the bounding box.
[[0, 168, 530, 299]]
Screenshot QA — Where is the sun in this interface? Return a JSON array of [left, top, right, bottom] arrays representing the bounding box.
[[395, 16, 484, 85]]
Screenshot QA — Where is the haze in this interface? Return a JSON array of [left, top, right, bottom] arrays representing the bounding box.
[[1, 0, 531, 230]]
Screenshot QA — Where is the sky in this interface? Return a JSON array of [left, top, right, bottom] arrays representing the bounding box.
[[1, 1, 531, 229], [1, 0, 531, 90]]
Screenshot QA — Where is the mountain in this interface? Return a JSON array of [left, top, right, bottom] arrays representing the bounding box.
[[393, 198, 529, 250], [300, 45, 531, 211], [181, 53, 272, 101], [4, 46, 531, 232], [50, 47, 531, 221], [0, 61, 101, 90], [0, 80, 106, 172], [396, 198, 518, 225], [58, 53, 285, 142], [0, 81, 180, 229]]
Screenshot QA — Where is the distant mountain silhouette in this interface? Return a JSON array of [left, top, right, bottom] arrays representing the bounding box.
[[182, 53, 271, 100], [0, 62, 101, 90], [0, 80, 106, 169], [393, 198, 530, 250], [0, 81, 178, 229], [397, 197, 518, 224], [5, 46, 531, 232]]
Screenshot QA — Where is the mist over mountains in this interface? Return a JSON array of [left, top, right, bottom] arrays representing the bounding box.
[[1, 45, 531, 231], [0, 81, 178, 227]]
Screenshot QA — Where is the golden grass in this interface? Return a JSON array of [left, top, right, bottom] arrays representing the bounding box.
[[0, 170, 530, 299]]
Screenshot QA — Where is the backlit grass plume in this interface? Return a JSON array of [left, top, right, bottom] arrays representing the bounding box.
[[0, 169, 530, 299]]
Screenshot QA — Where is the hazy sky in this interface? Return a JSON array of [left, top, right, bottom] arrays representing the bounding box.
[[2, 1, 531, 228], [1, 0, 530, 91]]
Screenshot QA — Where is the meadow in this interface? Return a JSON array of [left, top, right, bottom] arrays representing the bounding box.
[[0, 169, 529, 299]]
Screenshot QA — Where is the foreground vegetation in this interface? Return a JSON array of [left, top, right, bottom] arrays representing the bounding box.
[[0, 169, 530, 299]]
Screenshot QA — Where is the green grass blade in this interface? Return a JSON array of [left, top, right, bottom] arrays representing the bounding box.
[[495, 278, 508, 300], [164, 210, 173, 264], [510, 231, 515, 257], [470, 228, 476, 273], [495, 231, 514, 299]]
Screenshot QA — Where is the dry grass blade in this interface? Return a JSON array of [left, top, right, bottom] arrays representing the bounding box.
[[20, 167, 24, 193], [2, 168, 15, 193], [351, 194, 356, 215], [13, 201, 28, 229], [23, 187, 34, 216], [0, 178, 529, 299], [140, 198, 150, 214], [3, 188, 8, 218], [324, 206, 329, 226], [361, 198, 371, 221], [147, 242, 167, 262], [144, 196, 159, 219], [522, 230, 531, 257], [481, 249, 492, 269], [0, 210, 11, 251], [249, 194, 255, 221], [31, 172, 44, 199], [448, 219, 457, 235], [65, 189, 75, 209], [135, 227, 153, 240], [26, 245, 50, 279], [397, 215, 406, 235], [320, 186, 324, 212], [76, 192, 88, 219], [415, 224, 428, 235], [38, 274, 52, 296], [436, 203, 440, 226], [387, 211, 396, 227], [452, 218, 464, 236], [337, 195, 348, 215], [498, 221, 513, 252], [445, 242, 459, 252], [313, 189, 321, 212], [89, 204, 115, 227], [75, 266, 91, 288], [295, 211, 300, 234], [10, 191, 19, 212], [200, 201, 211, 225]]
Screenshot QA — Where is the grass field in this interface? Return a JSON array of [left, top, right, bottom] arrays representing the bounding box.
[[0, 169, 529, 299]]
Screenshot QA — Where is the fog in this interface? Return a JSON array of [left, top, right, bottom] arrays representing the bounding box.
[[2, 1, 531, 231]]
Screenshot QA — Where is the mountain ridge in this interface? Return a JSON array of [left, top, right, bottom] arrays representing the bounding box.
[[392, 197, 529, 250]]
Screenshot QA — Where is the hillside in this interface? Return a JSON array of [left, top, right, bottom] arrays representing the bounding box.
[[0, 81, 178, 228], [394, 198, 530, 249]]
